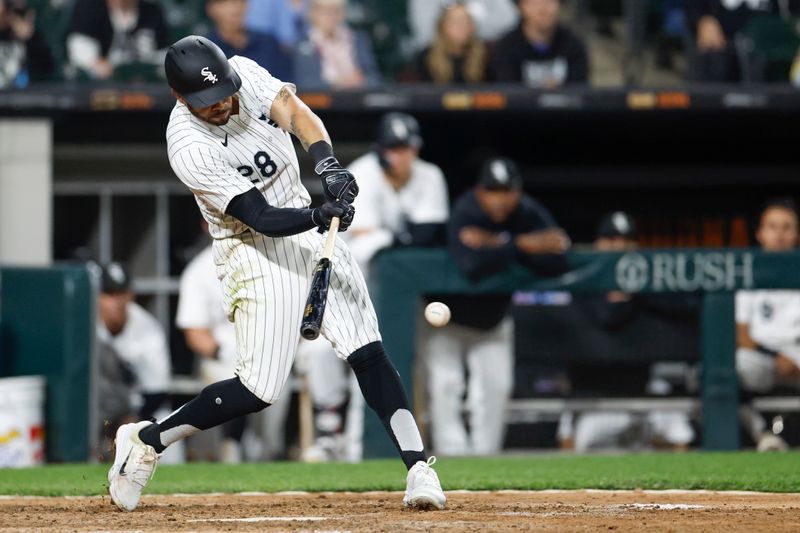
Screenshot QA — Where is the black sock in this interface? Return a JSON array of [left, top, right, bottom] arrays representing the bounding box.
[[139, 377, 268, 453], [349, 341, 427, 469]]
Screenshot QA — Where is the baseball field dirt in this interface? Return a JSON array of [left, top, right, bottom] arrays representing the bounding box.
[[2, 490, 800, 532]]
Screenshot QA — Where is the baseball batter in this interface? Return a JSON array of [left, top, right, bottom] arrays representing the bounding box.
[[107, 35, 445, 512]]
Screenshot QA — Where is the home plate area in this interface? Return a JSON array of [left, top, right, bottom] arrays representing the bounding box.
[[2, 490, 800, 532]]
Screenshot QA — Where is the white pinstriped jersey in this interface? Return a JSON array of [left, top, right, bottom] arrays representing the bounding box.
[[165, 55, 381, 403], [167, 55, 311, 239]]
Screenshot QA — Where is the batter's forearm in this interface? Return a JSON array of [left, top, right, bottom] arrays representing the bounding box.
[[227, 188, 316, 237], [274, 86, 330, 151], [290, 108, 330, 152]]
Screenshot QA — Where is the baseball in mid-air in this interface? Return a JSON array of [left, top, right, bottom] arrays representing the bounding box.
[[424, 302, 451, 327]]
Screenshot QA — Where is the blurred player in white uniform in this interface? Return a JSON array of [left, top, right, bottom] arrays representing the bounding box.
[[347, 112, 449, 275], [96, 262, 172, 423], [558, 212, 695, 453], [94, 262, 182, 463], [736, 198, 800, 451], [176, 240, 290, 462], [107, 36, 444, 512], [301, 112, 449, 462]]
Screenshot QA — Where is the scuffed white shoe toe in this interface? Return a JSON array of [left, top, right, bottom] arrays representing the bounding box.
[[108, 421, 159, 512]]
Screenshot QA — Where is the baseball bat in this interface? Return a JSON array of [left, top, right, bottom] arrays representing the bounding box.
[[300, 217, 340, 340]]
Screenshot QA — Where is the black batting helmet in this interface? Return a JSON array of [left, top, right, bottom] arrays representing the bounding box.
[[165, 35, 241, 108], [375, 112, 423, 149]]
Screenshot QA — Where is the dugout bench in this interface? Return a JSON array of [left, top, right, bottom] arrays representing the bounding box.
[[366, 247, 800, 457]]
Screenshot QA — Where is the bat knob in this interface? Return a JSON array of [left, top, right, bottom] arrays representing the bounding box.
[[301, 324, 320, 341]]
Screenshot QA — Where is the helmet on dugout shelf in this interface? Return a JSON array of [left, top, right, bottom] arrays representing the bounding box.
[[165, 35, 241, 109]]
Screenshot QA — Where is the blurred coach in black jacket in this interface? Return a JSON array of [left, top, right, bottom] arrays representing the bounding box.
[[421, 157, 569, 456]]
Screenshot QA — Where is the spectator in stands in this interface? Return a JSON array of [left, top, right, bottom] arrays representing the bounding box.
[[206, 0, 292, 80], [246, 0, 308, 49], [95, 262, 171, 422], [413, 2, 488, 84], [688, 0, 800, 82], [489, 0, 588, 87], [409, 0, 519, 52], [791, 48, 800, 86], [421, 158, 569, 456], [736, 198, 800, 451], [293, 0, 379, 90], [0, 0, 54, 87], [557, 212, 695, 453], [67, 0, 169, 80]]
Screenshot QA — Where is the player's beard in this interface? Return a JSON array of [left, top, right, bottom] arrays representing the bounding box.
[[189, 99, 234, 126], [205, 107, 232, 126]]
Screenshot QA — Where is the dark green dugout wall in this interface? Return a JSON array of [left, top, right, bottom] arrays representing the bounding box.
[[365, 248, 800, 457], [0, 266, 94, 462], [0, 253, 796, 460]]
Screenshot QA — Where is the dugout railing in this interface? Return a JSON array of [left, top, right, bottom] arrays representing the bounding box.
[[367, 247, 800, 457]]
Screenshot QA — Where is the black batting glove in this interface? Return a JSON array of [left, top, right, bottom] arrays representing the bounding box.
[[315, 157, 359, 204], [311, 200, 355, 232], [309, 140, 359, 203]]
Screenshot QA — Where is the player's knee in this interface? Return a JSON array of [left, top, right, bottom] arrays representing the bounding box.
[[347, 341, 389, 374], [199, 377, 270, 415], [235, 378, 271, 413], [347, 341, 407, 415]]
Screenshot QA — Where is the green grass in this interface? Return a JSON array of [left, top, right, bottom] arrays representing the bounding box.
[[3, 453, 800, 497]]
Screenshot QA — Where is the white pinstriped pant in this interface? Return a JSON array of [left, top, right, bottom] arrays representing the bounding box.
[[213, 228, 381, 403]]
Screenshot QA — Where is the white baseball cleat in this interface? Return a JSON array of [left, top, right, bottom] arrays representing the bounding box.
[[108, 421, 159, 512], [403, 456, 446, 510]]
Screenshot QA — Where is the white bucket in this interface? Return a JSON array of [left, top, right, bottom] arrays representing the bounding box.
[[0, 376, 46, 468]]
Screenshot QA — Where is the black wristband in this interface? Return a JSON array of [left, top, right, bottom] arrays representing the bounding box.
[[755, 343, 779, 358], [309, 140, 334, 166]]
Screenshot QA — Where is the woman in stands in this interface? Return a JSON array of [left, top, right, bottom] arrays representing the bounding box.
[[414, 2, 487, 84]]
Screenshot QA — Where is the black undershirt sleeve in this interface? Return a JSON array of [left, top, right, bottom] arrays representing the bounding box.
[[225, 187, 316, 237]]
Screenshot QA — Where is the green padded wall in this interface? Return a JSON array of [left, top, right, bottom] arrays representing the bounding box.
[[0, 266, 94, 462], [368, 248, 800, 456]]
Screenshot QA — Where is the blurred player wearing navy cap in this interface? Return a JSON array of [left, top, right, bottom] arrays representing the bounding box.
[[421, 157, 569, 456]]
